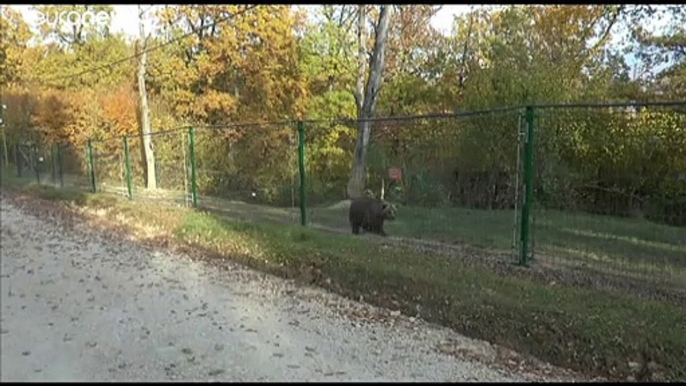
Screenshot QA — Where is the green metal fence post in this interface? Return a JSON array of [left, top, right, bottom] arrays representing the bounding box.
[[51, 144, 57, 184], [1, 103, 7, 168], [123, 136, 133, 200], [188, 127, 198, 208], [297, 120, 307, 226], [519, 105, 536, 267], [57, 144, 63, 187], [32, 145, 40, 184], [15, 143, 21, 177], [87, 138, 97, 193]]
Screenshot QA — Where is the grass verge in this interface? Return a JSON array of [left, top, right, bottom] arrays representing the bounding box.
[[2, 174, 685, 382], [311, 203, 686, 276]]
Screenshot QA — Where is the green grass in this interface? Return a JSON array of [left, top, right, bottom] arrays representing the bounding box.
[[10, 165, 683, 278], [2, 174, 686, 381], [312, 204, 519, 248], [310, 202, 686, 277]]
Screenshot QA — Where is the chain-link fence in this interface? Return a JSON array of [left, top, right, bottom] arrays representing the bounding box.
[[303, 108, 525, 260], [192, 122, 301, 223], [0, 140, 90, 190], [70, 128, 195, 205], [529, 102, 686, 285], [56, 142, 91, 190], [90, 137, 128, 197], [124, 128, 192, 206], [14, 142, 49, 184], [8, 101, 683, 288]]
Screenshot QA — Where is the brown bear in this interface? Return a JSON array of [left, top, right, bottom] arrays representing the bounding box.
[[349, 196, 397, 237]]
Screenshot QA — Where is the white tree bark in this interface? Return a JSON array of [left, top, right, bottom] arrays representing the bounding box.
[[138, 4, 156, 190], [346, 5, 392, 199]]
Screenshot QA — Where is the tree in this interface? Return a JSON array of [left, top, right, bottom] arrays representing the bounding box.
[[150, 5, 306, 123], [0, 7, 34, 86], [137, 5, 157, 190], [346, 5, 392, 198], [376, 5, 445, 115], [27, 5, 132, 90], [299, 5, 358, 120], [31, 5, 114, 48], [632, 6, 686, 99], [384, 5, 442, 81]]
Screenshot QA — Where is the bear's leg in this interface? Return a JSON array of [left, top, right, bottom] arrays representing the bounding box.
[[376, 221, 387, 237]]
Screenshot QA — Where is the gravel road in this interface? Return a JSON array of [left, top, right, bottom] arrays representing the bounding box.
[[0, 196, 575, 382]]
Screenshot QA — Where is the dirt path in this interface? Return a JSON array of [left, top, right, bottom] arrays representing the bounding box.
[[0, 195, 581, 382]]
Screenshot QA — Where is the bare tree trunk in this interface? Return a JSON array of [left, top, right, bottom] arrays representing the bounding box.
[[2, 130, 8, 167], [346, 5, 392, 199], [346, 5, 369, 199], [458, 11, 474, 92], [138, 4, 156, 190], [353, 5, 367, 114], [380, 177, 385, 200]]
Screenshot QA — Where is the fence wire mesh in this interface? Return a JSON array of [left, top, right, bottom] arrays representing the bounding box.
[[3, 140, 89, 189], [304, 109, 524, 259], [91, 137, 127, 197], [56, 142, 90, 190], [107, 130, 190, 206], [6, 101, 682, 290], [15, 142, 46, 184], [138, 128, 192, 206], [126, 134, 145, 197], [193, 122, 301, 223], [531, 103, 686, 285]]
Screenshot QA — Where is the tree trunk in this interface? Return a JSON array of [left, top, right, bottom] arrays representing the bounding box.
[[353, 5, 367, 114], [346, 5, 392, 199], [458, 11, 474, 92], [380, 177, 385, 200], [138, 5, 156, 190]]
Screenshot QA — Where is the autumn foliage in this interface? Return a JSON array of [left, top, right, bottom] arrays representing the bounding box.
[[0, 5, 684, 223]]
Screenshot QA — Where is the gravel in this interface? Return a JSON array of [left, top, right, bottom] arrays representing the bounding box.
[[0, 196, 580, 382]]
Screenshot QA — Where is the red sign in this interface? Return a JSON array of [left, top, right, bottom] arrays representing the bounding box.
[[388, 167, 402, 181]]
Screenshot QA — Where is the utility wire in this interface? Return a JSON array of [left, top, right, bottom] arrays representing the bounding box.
[[24, 4, 259, 86]]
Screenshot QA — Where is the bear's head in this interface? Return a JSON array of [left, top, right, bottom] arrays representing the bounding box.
[[381, 201, 397, 220]]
